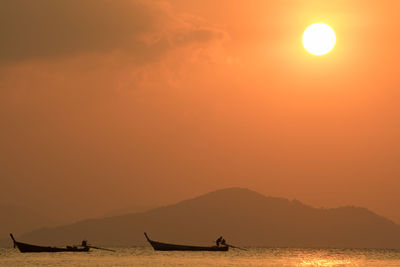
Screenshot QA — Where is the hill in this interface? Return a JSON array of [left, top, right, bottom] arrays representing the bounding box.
[[11, 188, 400, 248]]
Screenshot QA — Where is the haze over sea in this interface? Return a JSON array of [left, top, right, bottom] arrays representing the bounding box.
[[1, 247, 399, 267]]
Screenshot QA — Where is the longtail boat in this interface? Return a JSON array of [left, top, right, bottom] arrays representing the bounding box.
[[10, 233, 90, 253], [144, 232, 229, 251]]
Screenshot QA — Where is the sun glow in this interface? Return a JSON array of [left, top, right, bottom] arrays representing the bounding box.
[[303, 23, 336, 55]]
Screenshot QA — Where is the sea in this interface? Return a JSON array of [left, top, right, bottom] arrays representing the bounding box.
[[1, 247, 399, 266]]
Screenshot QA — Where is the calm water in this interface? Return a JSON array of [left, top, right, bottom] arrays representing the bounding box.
[[1, 247, 399, 266]]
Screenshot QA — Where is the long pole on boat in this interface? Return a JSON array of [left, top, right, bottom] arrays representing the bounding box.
[[212, 238, 248, 251], [227, 244, 248, 251], [87, 245, 116, 252]]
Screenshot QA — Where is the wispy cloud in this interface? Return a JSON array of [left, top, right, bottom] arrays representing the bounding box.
[[0, 0, 227, 64]]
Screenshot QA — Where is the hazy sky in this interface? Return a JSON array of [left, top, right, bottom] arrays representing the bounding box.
[[1, 0, 400, 223]]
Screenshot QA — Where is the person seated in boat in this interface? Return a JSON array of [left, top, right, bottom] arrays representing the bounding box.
[[81, 240, 88, 247], [216, 236, 223, 246], [221, 239, 226, 246]]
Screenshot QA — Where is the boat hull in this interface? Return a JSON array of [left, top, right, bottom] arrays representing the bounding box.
[[10, 234, 89, 253], [144, 233, 229, 251]]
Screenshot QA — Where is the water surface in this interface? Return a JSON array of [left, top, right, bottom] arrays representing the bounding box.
[[1, 247, 399, 266]]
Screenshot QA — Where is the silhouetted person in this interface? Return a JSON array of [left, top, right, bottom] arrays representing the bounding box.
[[216, 236, 223, 246], [81, 240, 87, 247], [221, 239, 226, 246]]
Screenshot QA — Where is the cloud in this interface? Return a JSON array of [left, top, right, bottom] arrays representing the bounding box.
[[0, 0, 227, 64]]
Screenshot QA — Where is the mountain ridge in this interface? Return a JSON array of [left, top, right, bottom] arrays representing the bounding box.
[[5, 187, 400, 248]]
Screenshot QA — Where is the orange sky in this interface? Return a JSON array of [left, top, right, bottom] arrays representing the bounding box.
[[1, 0, 400, 223]]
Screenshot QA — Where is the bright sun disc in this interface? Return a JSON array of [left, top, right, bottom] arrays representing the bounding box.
[[303, 23, 336, 55]]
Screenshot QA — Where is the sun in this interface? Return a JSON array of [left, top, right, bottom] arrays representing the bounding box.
[[303, 23, 336, 55]]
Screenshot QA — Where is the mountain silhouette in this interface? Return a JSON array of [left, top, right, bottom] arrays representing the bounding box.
[[10, 188, 400, 248]]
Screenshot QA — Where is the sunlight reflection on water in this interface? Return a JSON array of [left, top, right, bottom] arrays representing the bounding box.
[[0, 247, 399, 266]]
